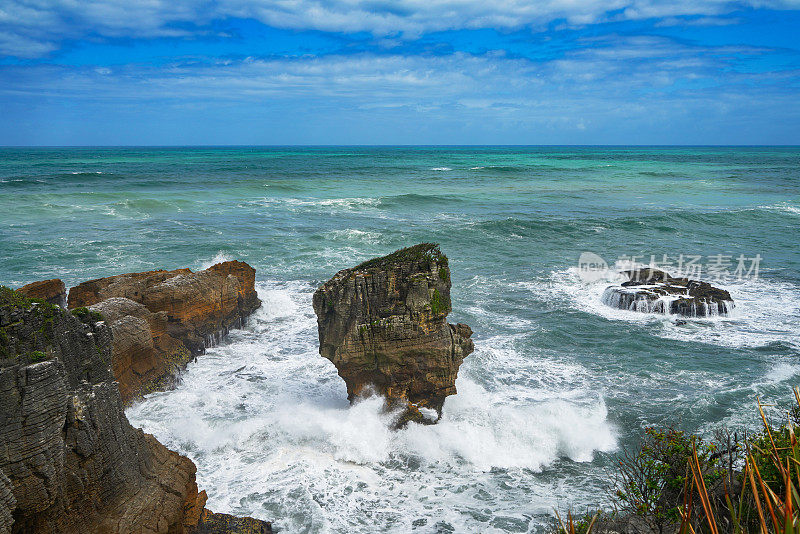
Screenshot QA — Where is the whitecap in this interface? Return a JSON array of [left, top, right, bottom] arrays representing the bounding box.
[[326, 229, 382, 244], [127, 280, 618, 532], [200, 251, 235, 270]]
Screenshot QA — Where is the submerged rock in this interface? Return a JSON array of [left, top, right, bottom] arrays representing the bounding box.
[[67, 260, 261, 404], [313, 243, 474, 425], [16, 279, 66, 308], [602, 267, 734, 317], [0, 286, 271, 533]]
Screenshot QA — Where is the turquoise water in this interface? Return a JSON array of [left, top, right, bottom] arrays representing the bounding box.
[[2, 146, 800, 532]]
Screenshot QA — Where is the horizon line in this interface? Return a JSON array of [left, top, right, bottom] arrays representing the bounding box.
[[1, 144, 800, 149]]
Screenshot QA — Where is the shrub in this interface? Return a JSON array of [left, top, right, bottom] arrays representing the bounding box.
[[28, 350, 48, 363], [611, 427, 727, 533], [71, 306, 103, 323]]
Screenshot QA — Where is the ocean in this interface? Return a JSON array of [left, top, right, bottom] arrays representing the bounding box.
[[2, 146, 799, 532]]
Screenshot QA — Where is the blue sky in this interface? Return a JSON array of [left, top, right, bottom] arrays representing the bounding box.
[[0, 1, 799, 145]]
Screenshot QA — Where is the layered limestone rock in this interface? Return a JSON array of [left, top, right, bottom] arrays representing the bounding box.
[[88, 297, 191, 404], [68, 260, 260, 351], [15, 279, 66, 308], [602, 267, 734, 317], [0, 286, 271, 533], [313, 243, 474, 425], [66, 261, 261, 404]]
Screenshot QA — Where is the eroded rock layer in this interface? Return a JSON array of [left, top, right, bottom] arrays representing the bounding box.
[[0, 287, 271, 533], [15, 279, 66, 308], [313, 243, 474, 424], [602, 267, 734, 317], [67, 261, 261, 404]]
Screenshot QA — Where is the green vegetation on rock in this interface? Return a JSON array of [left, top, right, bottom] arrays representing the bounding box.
[[1, 285, 59, 359], [353, 243, 448, 272], [71, 306, 104, 324], [28, 350, 48, 363], [430, 289, 448, 315]]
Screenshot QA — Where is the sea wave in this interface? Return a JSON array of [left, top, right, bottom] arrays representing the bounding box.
[[127, 280, 617, 532], [326, 229, 383, 244], [252, 197, 381, 212], [377, 192, 463, 209]]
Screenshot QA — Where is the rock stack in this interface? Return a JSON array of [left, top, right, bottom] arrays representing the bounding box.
[[313, 243, 474, 425]]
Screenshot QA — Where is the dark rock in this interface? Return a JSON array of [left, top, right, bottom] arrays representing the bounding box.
[[0, 286, 270, 533], [312, 243, 474, 425], [190, 510, 273, 533], [603, 267, 734, 317]]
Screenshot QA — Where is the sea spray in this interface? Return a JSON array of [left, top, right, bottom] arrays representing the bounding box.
[[127, 281, 618, 532]]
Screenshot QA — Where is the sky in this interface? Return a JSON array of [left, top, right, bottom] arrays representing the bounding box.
[[0, 1, 799, 145]]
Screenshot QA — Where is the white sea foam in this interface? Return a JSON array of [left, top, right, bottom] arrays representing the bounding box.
[[758, 203, 800, 216], [250, 196, 381, 213], [326, 228, 383, 244], [430, 167, 452, 171], [526, 267, 800, 350], [764, 362, 800, 384], [200, 251, 235, 270], [127, 280, 617, 532]]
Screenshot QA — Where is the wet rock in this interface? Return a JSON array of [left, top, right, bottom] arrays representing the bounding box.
[[190, 510, 273, 533], [16, 279, 66, 308], [0, 286, 270, 533], [602, 267, 734, 317], [67, 261, 261, 404], [312, 243, 474, 425]]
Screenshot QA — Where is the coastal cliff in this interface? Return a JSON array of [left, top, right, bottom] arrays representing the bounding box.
[[66, 261, 261, 404], [312, 243, 474, 424], [0, 287, 271, 533]]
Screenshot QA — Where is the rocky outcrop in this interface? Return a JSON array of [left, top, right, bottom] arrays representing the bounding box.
[[15, 279, 66, 308], [68, 261, 260, 352], [192, 511, 273, 533], [602, 267, 734, 317], [66, 261, 261, 404], [313, 243, 474, 425], [88, 297, 192, 404], [0, 286, 271, 533]]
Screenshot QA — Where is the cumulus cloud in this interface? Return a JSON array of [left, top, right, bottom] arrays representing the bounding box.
[[2, 0, 800, 58]]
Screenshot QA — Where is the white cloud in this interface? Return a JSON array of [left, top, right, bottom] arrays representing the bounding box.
[[0, 37, 790, 107], [2, 0, 800, 58], [2, 42, 798, 144]]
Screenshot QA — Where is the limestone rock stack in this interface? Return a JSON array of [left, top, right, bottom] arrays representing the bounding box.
[[601, 267, 734, 317], [312, 243, 474, 425]]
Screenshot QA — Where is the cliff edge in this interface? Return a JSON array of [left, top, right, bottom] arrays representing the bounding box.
[[0, 287, 271, 533]]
